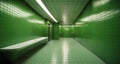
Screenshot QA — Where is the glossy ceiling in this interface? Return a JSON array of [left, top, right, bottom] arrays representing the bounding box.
[[25, 0, 89, 25]]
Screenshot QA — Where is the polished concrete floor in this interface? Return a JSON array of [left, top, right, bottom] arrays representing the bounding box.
[[22, 38, 105, 64]]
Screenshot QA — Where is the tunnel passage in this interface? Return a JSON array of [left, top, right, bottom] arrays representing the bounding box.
[[0, 0, 120, 64]]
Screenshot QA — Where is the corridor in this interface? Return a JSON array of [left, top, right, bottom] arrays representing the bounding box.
[[22, 38, 105, 64], [0, 0, 120, 64]]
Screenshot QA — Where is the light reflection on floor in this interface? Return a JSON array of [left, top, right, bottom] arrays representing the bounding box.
[[22, 38, 106, 64]]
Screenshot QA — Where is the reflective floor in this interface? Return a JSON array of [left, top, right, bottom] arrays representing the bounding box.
[[22, 38, 105, 64]]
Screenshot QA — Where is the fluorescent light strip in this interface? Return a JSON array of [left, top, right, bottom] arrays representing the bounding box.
[[36, 0, 58, 22], [27, 19, 45, 24], [75, 25, 84, 27], [0, 37, 47, 49], [80, 10, 120, 22], [93, 0, 110, 7], [63, 14, 67, 24], [62, 25, 71, 27], [75, 22, 86, 24], [0, 2, 32, 18], [62, 9, 67, 24]]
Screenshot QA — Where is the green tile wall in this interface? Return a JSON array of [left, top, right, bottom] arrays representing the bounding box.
[[75, 0, 120, 64], [0, 0, 48, 48], [51, 23, 59, 39], [60, 25, 74, 37]]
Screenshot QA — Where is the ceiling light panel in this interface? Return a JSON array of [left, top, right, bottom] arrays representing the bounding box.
[[36, 0, 58, 23], [42, 0, 89, 24], [26, 0, 89, 25], [25, 0, 57, 23]]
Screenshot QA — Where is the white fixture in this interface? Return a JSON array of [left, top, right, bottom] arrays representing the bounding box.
[[27, 19, 45, 24], [93, 0, 110, 7], [36, 0, 58, 23]]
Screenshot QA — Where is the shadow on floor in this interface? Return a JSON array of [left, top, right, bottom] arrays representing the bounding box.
[[16, 43, 47, 64]]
